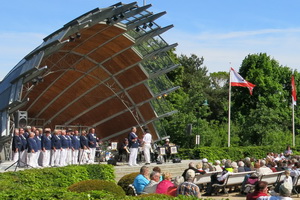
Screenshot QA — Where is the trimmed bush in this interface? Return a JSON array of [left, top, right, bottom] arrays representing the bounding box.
[[117, 172, 139, 195], [0, 164, 115, 199], [178, 145, 300, 161], [68, 179, 125, 197]]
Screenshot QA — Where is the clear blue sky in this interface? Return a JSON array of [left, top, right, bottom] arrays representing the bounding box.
[[1, 0, 300, 81]]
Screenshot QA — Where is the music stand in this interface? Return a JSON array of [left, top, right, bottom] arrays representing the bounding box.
[[5, 151, 33, 172]]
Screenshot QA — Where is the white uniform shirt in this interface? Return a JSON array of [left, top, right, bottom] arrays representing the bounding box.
[[143, 133, 152, 145]]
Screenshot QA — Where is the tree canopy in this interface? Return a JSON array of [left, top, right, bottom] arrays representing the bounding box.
[[163, 52, 299, 148]]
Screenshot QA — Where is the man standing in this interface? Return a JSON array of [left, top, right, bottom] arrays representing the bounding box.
[[71, 130, 80, 165], [27, 132, 38, 168], [41, 129, 52, 167], [79, 131, 89, 164], [12, 129, 21, 162], [34, 129, 42, 167], [128, 126, 139, 166], [87, 128, 97, 164], [51, 130, 62, 167], [66, 130, 73, 165], [60, 130, 69, 167], [19, 128, 28, 167], [142, 128, 152, 165]]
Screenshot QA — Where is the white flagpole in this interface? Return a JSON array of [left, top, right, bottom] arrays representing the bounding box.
[[292, 94, 295, 147], [228, 67, 231, 147]]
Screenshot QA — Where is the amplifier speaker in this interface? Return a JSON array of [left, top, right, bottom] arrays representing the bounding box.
[[15, 111, 27, 128]]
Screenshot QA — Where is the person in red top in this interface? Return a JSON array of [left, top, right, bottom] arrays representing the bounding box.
[[166, 176, 184, 197], [156, 172, 174, 194], [246, 181, 269, 200]]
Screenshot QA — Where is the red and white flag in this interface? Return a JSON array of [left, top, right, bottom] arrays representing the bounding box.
[[230, 67, 256, 95], [292, 75, 297, 105]]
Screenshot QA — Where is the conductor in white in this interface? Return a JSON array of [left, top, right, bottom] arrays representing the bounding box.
[[143, 128, 152, 165]]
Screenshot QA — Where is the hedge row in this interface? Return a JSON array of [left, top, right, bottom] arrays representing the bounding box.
[[177, 146, 300, 161], [0, 164, 115, 199]]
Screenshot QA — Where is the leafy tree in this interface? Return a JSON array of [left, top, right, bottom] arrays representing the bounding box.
[[232, 53, 296, 145]]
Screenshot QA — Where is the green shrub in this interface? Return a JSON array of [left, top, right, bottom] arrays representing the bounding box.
[[84, 164, 115, 181], [68, 179, 125, 197], [178, 145, 300, 161], [0, 187, 89, 200], [117, 172, 139, 195]]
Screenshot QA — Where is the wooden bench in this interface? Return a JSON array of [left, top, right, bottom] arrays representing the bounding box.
[[212, 171, 255, 196], [194, 171, 219, 185], [293, 175, 300, 197], [127, 184, 137, 196], [244, 171, 284, 193], [260, 171, 284, 187]]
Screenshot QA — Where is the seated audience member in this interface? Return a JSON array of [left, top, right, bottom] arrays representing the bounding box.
[[177, 169, 201, 198], [143, 171, 160, 194], [203, 162, 211, 172], [244, 160, 254, 171], [231, 161, 238, 173], [196, 162, 205, 173], [133, 166, 150, 194], [224, 160, 233, 172], [204, 161, 232, 196], [257, 160, 273, 176], [153, 166, 163, 181], [269, 161, 277, 172], [290, 162, 300, 178], [276, 161, 285, 172], [257, 184, 292, 200], [156, 172, 174, 194], [284, 145, 293, 159], [182, 162, 199, 181], [238, 161, 246, 172], [246, 181, 269, 200], [242, 172, 259, 194], [213, 160, 223, 172], [166, 176, 184, 197], [275, 170, 293, 193]]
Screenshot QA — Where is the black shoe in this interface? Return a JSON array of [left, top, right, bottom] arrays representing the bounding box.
[[145, 163, 150, 165]]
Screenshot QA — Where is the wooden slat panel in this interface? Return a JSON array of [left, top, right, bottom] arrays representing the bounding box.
[[127, 84, 153, 104], [116, 66, 148, 89], [103, 48, 142, 74], [138, 103, 156, 121]]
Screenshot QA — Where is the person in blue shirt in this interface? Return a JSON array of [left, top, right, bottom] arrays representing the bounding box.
[[87, 128, 98, 164], [12, 129, 22, 162], [66, 130, 73, 165], [51, 130, 62, 167], [133, 166, 150, 194], [60, 130, 69, 167], [41, 129, 52, 167], [80, 130, 90, 164], [19, 128, 28, 167], [128, 127, 139, 166], [71, 130, 81, 165], [34, 129, 42, 167], [27, 132, 38, 168]]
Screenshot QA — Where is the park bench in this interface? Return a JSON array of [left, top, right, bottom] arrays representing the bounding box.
[[212, 171, 255, 196], [194, 171, 219, 185], [293, 175, 300, 197], [260, 171, 284, 187], [244, 171, 284, 193]]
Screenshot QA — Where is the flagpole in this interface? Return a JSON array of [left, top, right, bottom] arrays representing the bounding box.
[[228, 68, 231, 148], [292, 99, 295, 147]]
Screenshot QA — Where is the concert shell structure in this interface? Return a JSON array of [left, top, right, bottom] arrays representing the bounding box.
[[0, 2, 179, 156]]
